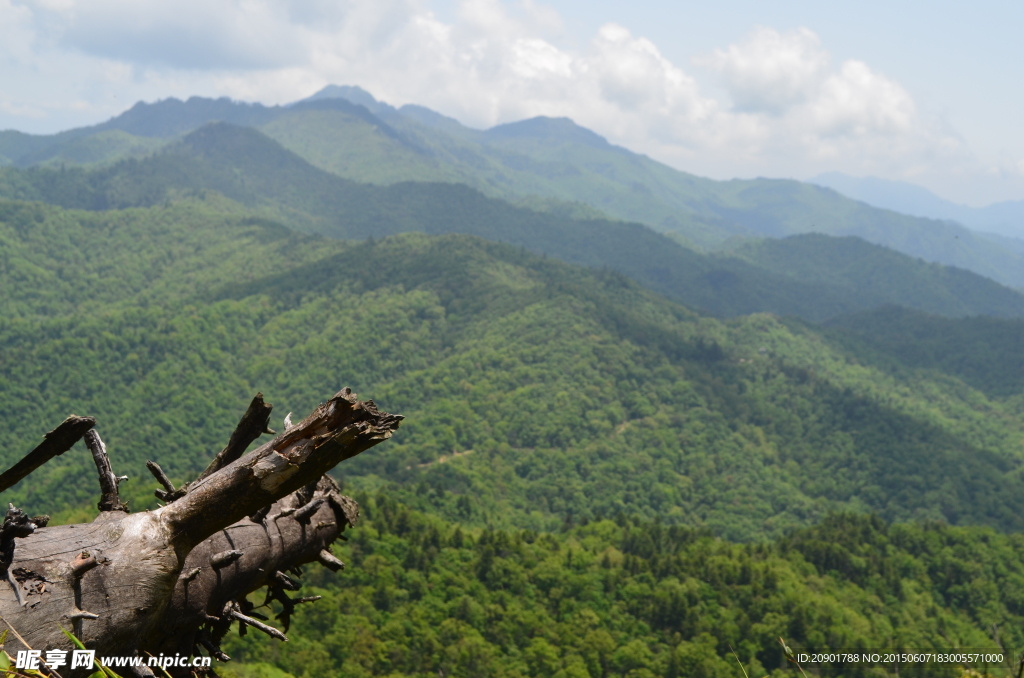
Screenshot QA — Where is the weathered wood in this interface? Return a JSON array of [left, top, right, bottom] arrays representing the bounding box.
[[229, 606, 288, 642], [146, 461, 176, 497], [210, 550, 244, 568], [0, 416, 95, 493], [0, 504, 46, 607], [0, 389, 400, 677], [293, 497, 324, 523], [84, 430, 128, 513], [317, 548, 345, 572]]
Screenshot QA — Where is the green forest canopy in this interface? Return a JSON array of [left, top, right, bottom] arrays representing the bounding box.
[[224, 500, 1024, 678], [2, 194, 1023, 677]]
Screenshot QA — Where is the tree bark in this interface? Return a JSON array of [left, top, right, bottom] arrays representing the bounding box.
[[0, 388, 400, 678]]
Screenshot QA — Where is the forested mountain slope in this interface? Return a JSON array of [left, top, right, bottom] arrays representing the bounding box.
[[725, 234, 1024, 318], [3, 124, 1023, 322], [222, 506, 1024, 678], [2, 197, 1023, 540], [4, 90, 1023, 287], [825, 306, 1024, 398]]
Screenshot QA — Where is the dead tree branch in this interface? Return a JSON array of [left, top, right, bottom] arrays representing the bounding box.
[[84, 430, 128, 513], [0, 416, 95, 493], [146, 461, 176, 500]]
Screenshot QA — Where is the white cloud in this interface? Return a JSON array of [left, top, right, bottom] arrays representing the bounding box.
[[677, 26, 965, 186], [699, 26, 828, 114], [694, 27, 922, 151], [509, 38, 571, 79], [590, 24, 710, 117], [810, 60, 916, 138]]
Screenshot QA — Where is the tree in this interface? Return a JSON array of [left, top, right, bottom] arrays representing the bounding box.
[[0, 388, 402, 677]]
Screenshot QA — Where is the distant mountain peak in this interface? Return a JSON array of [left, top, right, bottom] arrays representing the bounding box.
[[296, 85, 395, 115], [294, 86, 611, 149], [93, 96, 281, 138], [483, 116, 611, 149]]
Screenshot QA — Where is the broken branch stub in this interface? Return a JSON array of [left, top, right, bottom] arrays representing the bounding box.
[[84, 430, 128, 513], [147, 460, 176, 497]]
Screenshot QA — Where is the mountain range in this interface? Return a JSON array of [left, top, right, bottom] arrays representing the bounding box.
[[3, 120, 1023, 324], [3, 86, 1024, 291]]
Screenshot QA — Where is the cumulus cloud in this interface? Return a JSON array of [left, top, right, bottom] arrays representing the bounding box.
[[681, 26, 963, 183], [809, 60, 916, 137], [699, 26, 828, 114], [1, 0, 998, 200], [695, 27, 920, 147]]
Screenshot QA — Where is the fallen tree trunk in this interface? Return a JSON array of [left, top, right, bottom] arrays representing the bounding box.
[[0, 388, 401, 677]]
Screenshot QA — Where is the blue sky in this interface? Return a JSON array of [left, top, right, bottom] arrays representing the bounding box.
[[1, 0, 1021, 205]]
